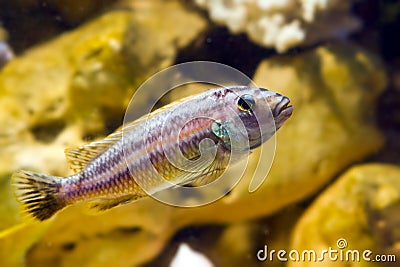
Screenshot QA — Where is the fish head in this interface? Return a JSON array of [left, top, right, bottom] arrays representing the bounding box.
[[213, 87, 293, 150]]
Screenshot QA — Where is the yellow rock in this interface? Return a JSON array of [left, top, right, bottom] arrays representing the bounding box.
[[288, 164, 400, 267], [0, 174, 20, 230], [0, 221, 51, 267], [212, 221, 264, 267]]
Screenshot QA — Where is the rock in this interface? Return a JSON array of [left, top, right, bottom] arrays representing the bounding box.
[[0, 174, 19, 231], [0, 221, 51, 267], [211, 221, 265, 267], [288, 164, 400, 267], [0, 1, 206, 266], [26, 200, 176, 267]]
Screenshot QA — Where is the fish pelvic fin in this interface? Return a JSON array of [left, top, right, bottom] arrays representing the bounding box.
[[11, 170, 66, 221]]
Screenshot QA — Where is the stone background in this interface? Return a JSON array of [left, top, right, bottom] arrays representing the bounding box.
[[0, 0, 399, 266]]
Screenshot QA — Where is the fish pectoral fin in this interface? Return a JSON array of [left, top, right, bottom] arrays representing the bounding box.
[[175, 159, 226, 187], [86, 195, 138, 213], [187, 167, 226, 187], [64, 130, 122, 173]]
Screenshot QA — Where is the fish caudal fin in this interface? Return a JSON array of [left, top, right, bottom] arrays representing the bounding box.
[[12, 170, 66, 221]]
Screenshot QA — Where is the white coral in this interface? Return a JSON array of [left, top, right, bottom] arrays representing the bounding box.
[[301, 0, 329, 22], [195, 0, 361, 52]]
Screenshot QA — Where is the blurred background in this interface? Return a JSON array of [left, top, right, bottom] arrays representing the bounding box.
[[0, 0, 399, 266]]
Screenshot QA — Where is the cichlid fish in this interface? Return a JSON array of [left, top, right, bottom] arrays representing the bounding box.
[[12, 86, 293, 221]]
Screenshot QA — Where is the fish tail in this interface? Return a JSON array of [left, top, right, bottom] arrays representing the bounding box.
[[11, 170, 66, 221]]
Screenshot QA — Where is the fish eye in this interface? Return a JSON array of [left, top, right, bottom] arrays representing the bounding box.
[[237, 95, 255, 112]]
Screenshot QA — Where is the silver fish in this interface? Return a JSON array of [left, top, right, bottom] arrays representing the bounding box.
[[12, 86, 293, 220]]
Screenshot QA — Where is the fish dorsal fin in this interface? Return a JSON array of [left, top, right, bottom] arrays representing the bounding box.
[[65, 130, 122, 173], [64, 97, 190, 173]]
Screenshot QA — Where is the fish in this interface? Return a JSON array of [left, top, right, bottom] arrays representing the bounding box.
[[11, 86, 293, 221]]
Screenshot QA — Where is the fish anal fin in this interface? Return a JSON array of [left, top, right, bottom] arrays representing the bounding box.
[[87, 195, 138, 213], [64, 130, 122, 173]]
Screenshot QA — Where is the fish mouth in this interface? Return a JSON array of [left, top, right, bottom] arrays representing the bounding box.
[[273, 96, 293, 117], [246, 96, 293, 150]]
